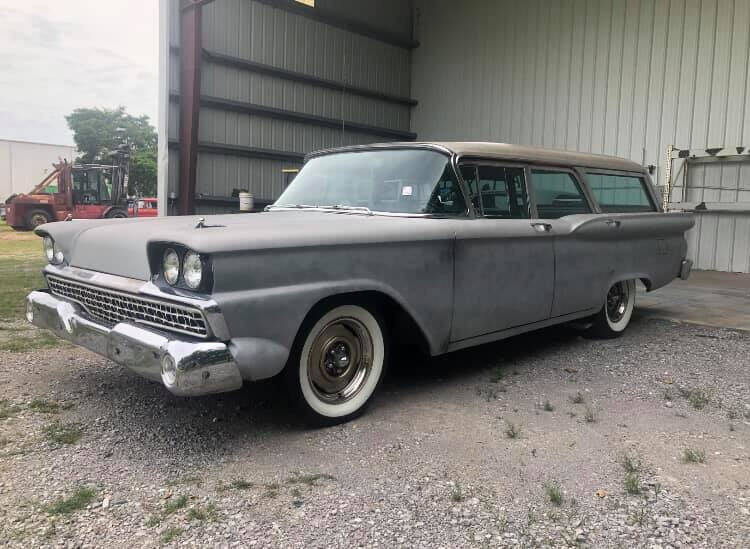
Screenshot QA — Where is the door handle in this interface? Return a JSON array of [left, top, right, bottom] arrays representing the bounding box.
[[531, 222, 552, 232], [604, 219, 621, 228]]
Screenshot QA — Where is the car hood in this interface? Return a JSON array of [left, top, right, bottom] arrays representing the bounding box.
[[36, 212, 458, 280]]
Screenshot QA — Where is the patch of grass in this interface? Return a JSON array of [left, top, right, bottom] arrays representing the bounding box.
[[44, 421, 83, 445], [619, 453, 642, 474], [286, 473, 335, 487], [0, 252, 46, 322], [28, 398, 60, 414], [682, 448, 706, 464], [163, 495, 188, 515], [570, 392, 585, 404], [583, 405, 596, 423], [542, 400, 554, 412], [504, 420, 521, 439], [450, 482, 464, 502], [187, 503, 219, 522], [0, 329, 63, 353], [624, 472, 641, 495], [160, 527, 183, 544], [0, 399, 22, 420], [45, 486, 96, 515], [145, 515, 162, 527], [229, 479, 254, 490], [488, 366, 504, 383], [679, 387, 709, 410], [544, 481, 563, 506]]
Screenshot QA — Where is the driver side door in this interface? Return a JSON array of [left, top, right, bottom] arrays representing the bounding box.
[[72, 169, 103, 219]]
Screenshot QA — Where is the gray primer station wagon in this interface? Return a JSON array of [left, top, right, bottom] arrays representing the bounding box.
[[27, 142, 694, 424]]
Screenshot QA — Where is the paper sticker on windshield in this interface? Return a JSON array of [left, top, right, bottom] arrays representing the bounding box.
[[402, 186, 413, 196]]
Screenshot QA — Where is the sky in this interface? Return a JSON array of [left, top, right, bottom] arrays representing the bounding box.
[[0, 0, 159, 146]]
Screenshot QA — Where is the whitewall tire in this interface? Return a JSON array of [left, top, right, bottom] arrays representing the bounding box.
[[285, 303, 387, 425], [587, 279, 636, 338]]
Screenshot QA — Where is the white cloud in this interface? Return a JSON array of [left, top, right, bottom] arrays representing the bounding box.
[[0, 0, 158, 145]]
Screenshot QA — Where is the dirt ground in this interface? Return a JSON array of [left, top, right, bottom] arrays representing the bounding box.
[[1, 312, 748, 547]]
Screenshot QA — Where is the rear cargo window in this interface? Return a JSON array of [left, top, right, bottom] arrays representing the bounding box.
[[531, 170, 591, 218], [587, 173, 656, 213]]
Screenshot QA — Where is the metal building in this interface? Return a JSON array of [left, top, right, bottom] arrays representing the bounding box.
[[0, 139, 77, 203], [160, 0, 750, 272]]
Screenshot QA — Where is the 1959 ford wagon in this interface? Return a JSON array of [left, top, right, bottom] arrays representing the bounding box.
[[27, 142, 694, 425]]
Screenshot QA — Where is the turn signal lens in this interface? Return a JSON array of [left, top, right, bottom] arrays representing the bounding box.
[[43, 236, 56, 263], [163, 248, 180, 285], [183, 252, 203, 289]]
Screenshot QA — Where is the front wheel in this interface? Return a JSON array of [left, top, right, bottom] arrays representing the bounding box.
[[106, 208, 128, 219], [586, 279, 636, 338], [284, 303, 387, 426]]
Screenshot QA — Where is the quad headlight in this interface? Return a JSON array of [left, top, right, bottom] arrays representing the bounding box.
[[183, 251, 203, 289], [162, 248, 180, 285], [43, 236, 64, 264]]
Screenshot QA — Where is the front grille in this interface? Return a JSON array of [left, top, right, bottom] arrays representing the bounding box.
[[47, 275, 208, 338]]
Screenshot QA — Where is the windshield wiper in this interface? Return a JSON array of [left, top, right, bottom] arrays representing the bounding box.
[[265, 203, 319, 211], [322, 204, 373, 215]]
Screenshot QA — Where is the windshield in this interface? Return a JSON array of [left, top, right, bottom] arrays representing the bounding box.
[[273, 149, 467, 215]]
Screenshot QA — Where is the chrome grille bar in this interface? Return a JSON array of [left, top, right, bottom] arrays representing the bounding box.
[[46, 275, 208, 338]]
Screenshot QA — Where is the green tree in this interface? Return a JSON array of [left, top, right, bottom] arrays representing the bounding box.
[[65, 106, 157, 196]]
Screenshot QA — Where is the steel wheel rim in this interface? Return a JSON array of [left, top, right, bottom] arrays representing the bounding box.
[[606, 281, 629, 323], [30, 213, 47, 227], [307, 316, 373, 404]]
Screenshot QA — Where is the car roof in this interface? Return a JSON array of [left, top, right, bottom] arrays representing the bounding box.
[[309, 141, 646, 173]]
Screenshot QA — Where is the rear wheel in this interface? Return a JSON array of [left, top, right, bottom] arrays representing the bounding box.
[[27, 209, 51, 229], [587, 279, 636, 338], [284, 303, 387, 426], [106, 208, 128, 218]]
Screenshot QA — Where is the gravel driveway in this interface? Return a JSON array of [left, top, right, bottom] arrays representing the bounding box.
[[1, 316, 749, 548]]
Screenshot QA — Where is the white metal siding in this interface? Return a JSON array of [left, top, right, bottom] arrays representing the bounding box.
[[0, 140, 76, 203], [411, 0, 750, 272]]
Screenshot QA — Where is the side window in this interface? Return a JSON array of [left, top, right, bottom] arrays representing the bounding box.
[[587, 173, 656, 213], [477, 166, 528, 218], [531, 170, 591, 219], [424, 165, 467, 215]]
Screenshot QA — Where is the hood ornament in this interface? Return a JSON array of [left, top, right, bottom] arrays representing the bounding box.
[[65, 214, 73, 222], [195, 217, 206, 229]]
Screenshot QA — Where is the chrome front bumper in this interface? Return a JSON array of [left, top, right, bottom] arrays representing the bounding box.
[[26, 290, 243, 396]]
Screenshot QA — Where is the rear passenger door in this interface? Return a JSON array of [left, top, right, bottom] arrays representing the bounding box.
[[529, 168, 619, 317], [451, 164, 555, 342]]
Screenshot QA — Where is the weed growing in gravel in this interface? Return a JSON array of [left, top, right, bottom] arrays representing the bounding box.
[[663, 389, 673, 401], [187, 503, 219, 522], [145, 515, 162, 527], [504, 420, 521, 439], [570, 392, 585, 404], [628, 503, 648, 526], [291, 487, 302, 499], [45, 486, 96, 515], [263, 482, 280, 498], [583, 405, 596, 423], [43, 421, 83, 445], [229, 479, 253, 490], [679, 387, 709, 410], [28, 399, 61, 414], [682, 448, 706, 464], [476, 386, 499, 402], [286, 472, 335, 486], [450, 482, 464, 502], [543, 400, 554, 412], [166, 475, 202, 487], [624, 472, 641, 495], [727, 408, 739, 420], [544, 482, 563, 505], [0, 399, 22, 420], [163, 495, 188, 515], [619, 453, 642, 474], [160, 527, 183, 544], [489, 366, 504, 383]]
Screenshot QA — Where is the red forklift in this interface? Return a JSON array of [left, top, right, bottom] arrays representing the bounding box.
[[5, 143, 131, 230]]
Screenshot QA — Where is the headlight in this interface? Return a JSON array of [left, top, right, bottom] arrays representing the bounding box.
[[43, 236, 54, 262], [162, 248, 180, 285], [43, 236, 64, 264], [183, 251, 203, 289]]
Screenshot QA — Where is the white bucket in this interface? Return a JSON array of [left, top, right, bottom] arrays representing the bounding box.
[[238, 192, 254, 212]]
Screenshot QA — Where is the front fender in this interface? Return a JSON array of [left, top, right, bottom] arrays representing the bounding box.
[[214, 278, 439, 381]]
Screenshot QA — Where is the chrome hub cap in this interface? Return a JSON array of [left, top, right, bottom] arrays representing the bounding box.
[[308, 317, 373, 404], [606, 281, 629, 323]]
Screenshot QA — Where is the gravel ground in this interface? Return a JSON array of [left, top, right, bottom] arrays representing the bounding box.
[[1, 315, 749, 548]]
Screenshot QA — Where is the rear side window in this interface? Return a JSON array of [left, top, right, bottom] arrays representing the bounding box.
[[531, 170, 591, 218], [587, 173, 656, 213]]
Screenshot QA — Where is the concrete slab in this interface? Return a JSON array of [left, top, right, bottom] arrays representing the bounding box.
[[636, 270, 750, 331]]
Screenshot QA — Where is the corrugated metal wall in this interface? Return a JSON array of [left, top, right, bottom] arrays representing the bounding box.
[[166, 0, 414, 214], [411, 0, 750, 272]]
